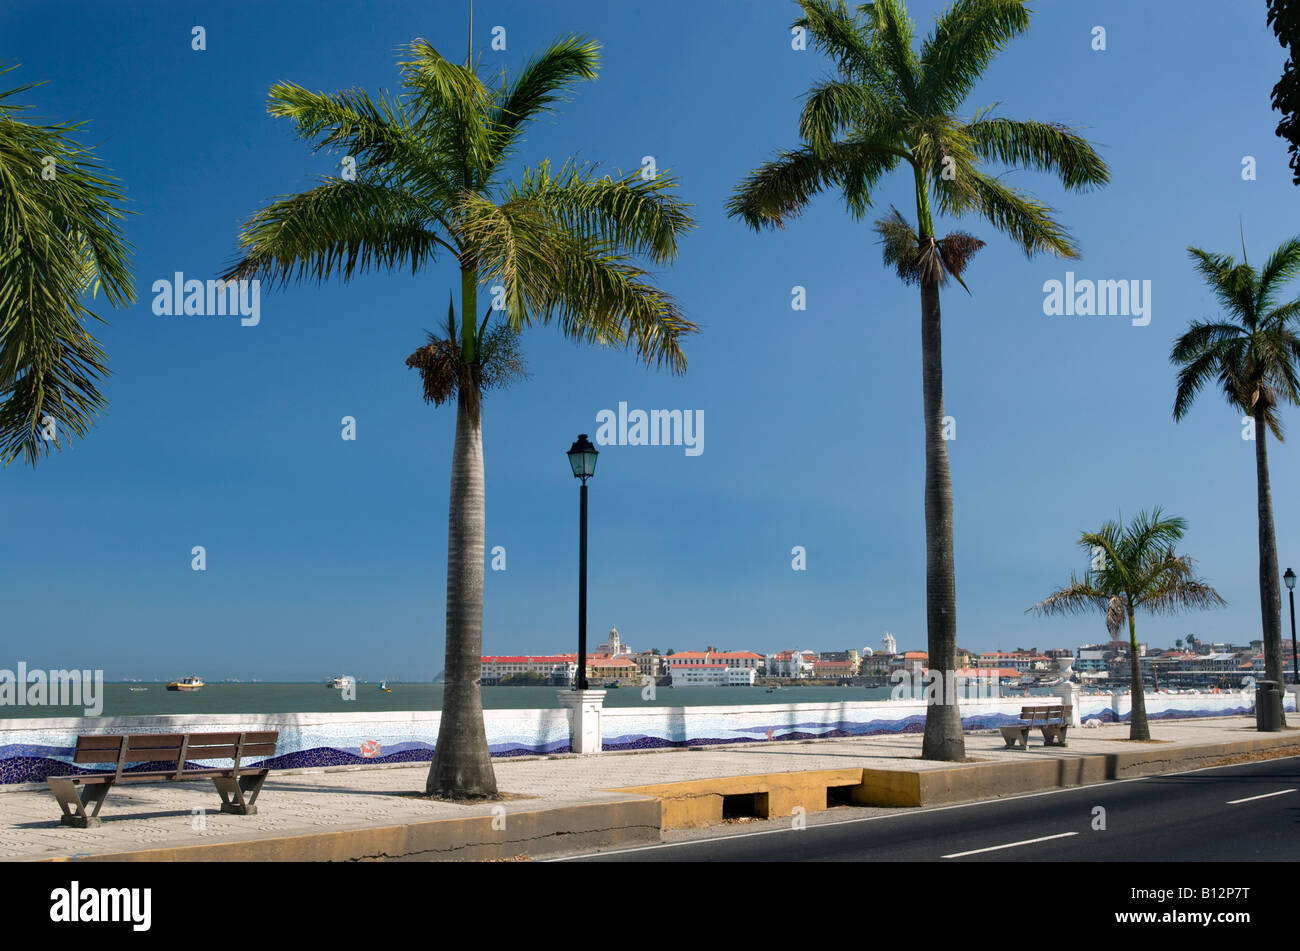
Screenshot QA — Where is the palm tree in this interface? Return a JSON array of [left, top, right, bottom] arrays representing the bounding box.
[[223, 37, 695, 799], [728, 0, 1108, 760], [1171, 238, 1300, 709], [1028, 509, 1225, 739], [0, 69, 134, 467]]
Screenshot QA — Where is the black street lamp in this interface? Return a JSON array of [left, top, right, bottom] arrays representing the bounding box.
[[1286, 568, 1297, 686], [567, 434, 598, 691]]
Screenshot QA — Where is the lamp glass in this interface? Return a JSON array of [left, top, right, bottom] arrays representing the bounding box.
[[1286, 568, 1296, 591], [567, 435, 598, 479]]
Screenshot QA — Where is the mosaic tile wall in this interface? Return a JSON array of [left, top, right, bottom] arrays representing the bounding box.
[[0, 690, 1284, 784]]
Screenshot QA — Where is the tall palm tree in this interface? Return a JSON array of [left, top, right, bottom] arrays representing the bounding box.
[[223, 37, 695, 799], [1028, 509, 1225, 739], [0, 69, 134, 467], [728, 0, 1108, 760], [1171, 238, 1300, 710]]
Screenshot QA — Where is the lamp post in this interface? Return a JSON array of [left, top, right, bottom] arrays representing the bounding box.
[[1286, 568, 1297, 686], [567, 434, 598, 691]]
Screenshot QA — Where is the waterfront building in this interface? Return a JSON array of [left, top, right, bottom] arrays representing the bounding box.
[[634, 651, 666, 679], [766, 650, 816, 678], [859, 652, 898, 677], [594, 626, 634, 658], [812, 659, 856, 679], [669, 664, 757, 687], [666, 650, 764, 670], [481, 655, 577, 684], [587, 655, 638, 684]]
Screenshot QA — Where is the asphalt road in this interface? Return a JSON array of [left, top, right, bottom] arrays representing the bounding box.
[[558, 755, 1300, 861]]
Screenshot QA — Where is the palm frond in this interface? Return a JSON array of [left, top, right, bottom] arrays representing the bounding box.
[[222, 180, 448, 287], [490, 35, 600, 167], [937, 169, 1076, 258], [862, 0, 922, 105], [1026, 576, 1109, 617], [966, 116, 1109, 191], [918, 0, 1030, 114], [729, 139, 903, 229], [502, 160, 693, 267], [0, 77, 134, 466], [1256, 236, 1300, 311]]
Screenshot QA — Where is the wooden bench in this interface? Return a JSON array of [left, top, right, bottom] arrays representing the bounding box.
[[999, 705, 1071, 749], [47, 731, 278, 828]]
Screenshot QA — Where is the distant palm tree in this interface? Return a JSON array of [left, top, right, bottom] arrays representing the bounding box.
[[1028, 509, 1225, 739], [1171, 238, 1300, 707], [0, 69, 134, 467], [728, 0, 1108, 760], [224, 37, 695, 799]]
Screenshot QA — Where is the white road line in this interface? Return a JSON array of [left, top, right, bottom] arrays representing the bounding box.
[[547, 752, 1300, 861], [1226, 788, 1296, 805], [942, 832, 1077, 859]]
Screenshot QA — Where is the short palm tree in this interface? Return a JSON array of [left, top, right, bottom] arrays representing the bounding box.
[[1171, 238, 1300, 706], [728, 0, 1108, 760], [1028, 509, 1225, 740], [0, 70, 134, 467], [223, 38, 695, 799]]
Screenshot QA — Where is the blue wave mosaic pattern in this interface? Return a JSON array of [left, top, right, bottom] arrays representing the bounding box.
[[0, 692, 1286, 784]]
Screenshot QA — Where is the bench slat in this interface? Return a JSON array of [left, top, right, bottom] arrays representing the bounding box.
[[72, 732, 280, 764], [183, 744, 277, 760]]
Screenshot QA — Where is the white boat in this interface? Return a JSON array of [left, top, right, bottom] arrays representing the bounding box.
[[326, 677, 349, 689]]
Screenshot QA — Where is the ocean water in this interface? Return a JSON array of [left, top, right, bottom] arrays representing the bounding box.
[[0, 682, 1045, 719]]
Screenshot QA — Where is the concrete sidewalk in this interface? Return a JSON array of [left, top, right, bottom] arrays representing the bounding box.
[[2, 716, 1297, 861]]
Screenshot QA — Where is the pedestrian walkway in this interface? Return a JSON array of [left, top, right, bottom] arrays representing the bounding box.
[[1, 716, 1295, 861]]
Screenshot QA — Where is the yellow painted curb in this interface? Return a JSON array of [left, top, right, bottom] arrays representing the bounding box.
[[611, 733, 1300, 825]]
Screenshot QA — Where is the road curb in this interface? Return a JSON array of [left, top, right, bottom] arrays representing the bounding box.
[[35, 796, 662, 863], [612, 732, 1300, 825]]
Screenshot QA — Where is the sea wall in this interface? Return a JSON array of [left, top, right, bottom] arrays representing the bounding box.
[[0, 690, 1288, 785]]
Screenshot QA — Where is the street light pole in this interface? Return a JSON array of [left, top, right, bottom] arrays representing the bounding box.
[[1285, 568, 1297, 686], [567, 434, 599, 692], [578, 477, 588, 691]]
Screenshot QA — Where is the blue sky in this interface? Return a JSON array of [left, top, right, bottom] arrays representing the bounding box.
[[3, 0, 1297, 681]]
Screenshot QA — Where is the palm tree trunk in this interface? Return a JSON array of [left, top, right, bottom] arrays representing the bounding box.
[[918, 272, 964, 761], [426, 381, 499, 798], [1255, 407, 1286, 723], [1127, 607, 1149, 740]]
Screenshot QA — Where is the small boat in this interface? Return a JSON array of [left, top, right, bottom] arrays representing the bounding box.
[[608, 680, 621, 689], [128, 687, 148, 692], [378, 681, 392, 693], [166, 677, 204, 692], [326, 677, 350, 689]]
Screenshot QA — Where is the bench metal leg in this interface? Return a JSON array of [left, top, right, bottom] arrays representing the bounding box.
[[1040, 727, 1069, 747], [49, 779, 112, 828], [213, 770, 268, 815], [999, 728, 1030, 750]]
